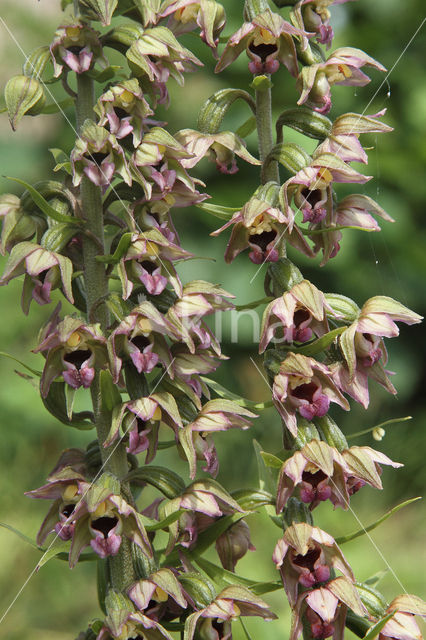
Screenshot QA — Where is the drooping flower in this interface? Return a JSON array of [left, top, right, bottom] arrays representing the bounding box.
[[297, 47, 386, 114], [34, 314, 107, 397], [259, 279, 332, 351], [95, 78, 153, 147], [275, 439, 402, 512], [216, 520, 256, 573], [212, 184, 313, 264], [291, 0, 355, 49], [178, 398, 256, 478], [0, 193, 46, 255], [175, 128, 261, 175], [25, 448, 88, 545], [131, 126, 196, 199], [159, 479, 244, 553], [272, 353, 349, 436], [95, 594, 175, 640], [160, 0, 226, 55], [184, 585, 276, 640], [377, 594, 426, 640], [273, 523, 355, 607], [333, 296, 422, 406], [104, 393, 183, 459], [109, 300, 177, 382], [71, 120, 132, 188], [50, 23, 107, 77], [118, 228, 193, 299], [69, 473, 152, 565], [128, 567, 188, 619], [125, 25, 202, 105], [315, 110, 393, 164], [0, 241, 74, 312], [166, 280, 234, 351], [216, 9, 307, 76], [280, 152, 371, 227], [290, 577, 366, 640]]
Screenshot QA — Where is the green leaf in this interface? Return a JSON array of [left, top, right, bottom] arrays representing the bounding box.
[[196, 202, 240, 221], [235, 296, 273, 311], [100, 370, 122, 412], [0, 351, 41, 377], [4, 177, 82, 225], [336, 497, 422, 544], [96, 232, 132, 264], [253, 439, 275, 494], [260, 451, 284, 469], [364, 570, 389, 588], [201, 377, 272, 410], [295, 326, 346, 357], [37, 541, 71, 569], [42, 381, 94, 430], [194, 556, 281, 596], [362, 611, 395, 640], [0, 522, 39, 549], [143, 510, 184, 532]]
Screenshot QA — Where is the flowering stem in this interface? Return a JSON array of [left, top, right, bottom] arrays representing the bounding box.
[[75, 68, 135, 590]]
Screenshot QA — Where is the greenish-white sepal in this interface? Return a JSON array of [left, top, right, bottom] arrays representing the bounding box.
[[23, 45, 52, 79], [324, 293, 359, 322]]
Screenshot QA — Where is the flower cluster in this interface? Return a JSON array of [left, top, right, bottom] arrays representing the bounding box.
[[1, 2, 424, 640]]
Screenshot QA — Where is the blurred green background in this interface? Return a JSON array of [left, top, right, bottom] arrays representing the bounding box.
[[0, 1, 424, 638]]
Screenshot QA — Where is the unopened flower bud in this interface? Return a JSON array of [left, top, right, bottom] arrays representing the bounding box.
[[5, 75, 46, 131], [372, 427, 385, 441]]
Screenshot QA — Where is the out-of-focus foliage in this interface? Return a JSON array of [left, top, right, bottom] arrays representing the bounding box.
[[0, 1, 424, 638]]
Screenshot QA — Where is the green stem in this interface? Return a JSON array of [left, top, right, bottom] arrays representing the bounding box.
[[255, 82, 279, 184], [75, 69, 135, 590]]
